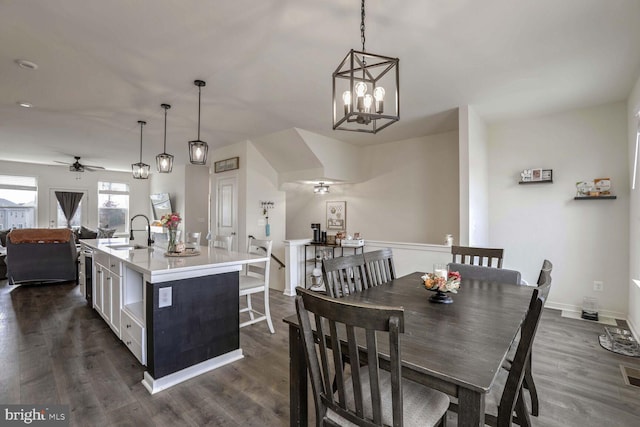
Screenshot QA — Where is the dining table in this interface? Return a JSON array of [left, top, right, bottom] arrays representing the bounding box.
[[284, 271, 535, 427]]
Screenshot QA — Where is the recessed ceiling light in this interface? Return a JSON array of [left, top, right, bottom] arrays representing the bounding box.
[[15, 59, 38, 70], [17, 102, 33, 108]]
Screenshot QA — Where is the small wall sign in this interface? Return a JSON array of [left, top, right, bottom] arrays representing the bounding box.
[[214, 157, 239, 173]]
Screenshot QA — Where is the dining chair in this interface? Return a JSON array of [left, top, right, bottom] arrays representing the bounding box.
[[185, 232, 201, 249], [295, 287, 450, 427], [451, 245, 504, 268], [322, 253, 369, 298], [239, 237, 274, 333], [499, 259, 552, 420], [447, 263, 520, 285], [480, 278, 552, 427], [363, 248, 396, 287], [211, 234, 232, 251]]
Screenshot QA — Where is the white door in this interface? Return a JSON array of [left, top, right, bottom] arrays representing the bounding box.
[[49, 188, 89, 228], [216, 175, 238, 251]]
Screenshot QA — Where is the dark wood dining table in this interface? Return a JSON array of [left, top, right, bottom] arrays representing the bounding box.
[[284, 271, 534, 427]]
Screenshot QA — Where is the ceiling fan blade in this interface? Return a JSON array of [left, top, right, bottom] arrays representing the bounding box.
[[84, 165, 105, 171], [54, 160, 72, 165]]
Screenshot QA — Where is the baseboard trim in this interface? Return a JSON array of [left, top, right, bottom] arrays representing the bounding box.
[[141, 349, 243, 394]]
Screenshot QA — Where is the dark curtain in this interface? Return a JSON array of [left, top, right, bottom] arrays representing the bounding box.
[[55, 191, 84, 228]]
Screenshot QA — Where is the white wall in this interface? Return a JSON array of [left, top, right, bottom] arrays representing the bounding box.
[[150, 164, 186, 220], [184, 165, 210, 238], [0, 159, 149, 231], [627, 74, 640, 335], [488, 102, 629, 318], [285, 131, 460, 244], [460, 105, 490, 246], [245, 142, 287, 290]]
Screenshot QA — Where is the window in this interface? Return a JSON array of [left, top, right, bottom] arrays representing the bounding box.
[[0, 175, 37, 229], [98, 181, 129, 233], [57, 200, 82, 227], [50, 189, 89, 228]]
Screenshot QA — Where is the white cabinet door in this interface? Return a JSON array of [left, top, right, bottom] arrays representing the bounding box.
[[78, 253, 86, 298], [109, 273, 121, 336], [102, 271, 111, 321], [94, 265, 104, 314]]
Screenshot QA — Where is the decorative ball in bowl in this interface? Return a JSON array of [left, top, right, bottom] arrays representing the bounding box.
[[421, 271, 461, 304]]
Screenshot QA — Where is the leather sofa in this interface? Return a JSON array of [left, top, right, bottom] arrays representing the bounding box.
[[6, 228, 77, 285]]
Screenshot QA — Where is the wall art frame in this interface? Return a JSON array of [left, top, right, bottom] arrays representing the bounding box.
[[214, 157, 239, 173], [326, 201, 346, 230]]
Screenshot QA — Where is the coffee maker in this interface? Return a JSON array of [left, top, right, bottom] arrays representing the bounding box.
[[311, 223, 321, 243]]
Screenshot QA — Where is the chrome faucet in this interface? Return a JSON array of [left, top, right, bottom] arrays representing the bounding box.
[[130, 214, 154, 247]]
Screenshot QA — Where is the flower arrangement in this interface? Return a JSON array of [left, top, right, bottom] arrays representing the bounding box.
[[160, 212, 181, 230], [421, 271, 461, 293]]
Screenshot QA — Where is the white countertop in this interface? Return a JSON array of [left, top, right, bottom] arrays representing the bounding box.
[[81, 238, 268, 281]]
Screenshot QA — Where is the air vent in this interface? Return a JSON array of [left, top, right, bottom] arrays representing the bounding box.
[[620, 365, 640, 388]]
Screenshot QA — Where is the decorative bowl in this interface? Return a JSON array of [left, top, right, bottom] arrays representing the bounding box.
[[421, 272, 461, 304]]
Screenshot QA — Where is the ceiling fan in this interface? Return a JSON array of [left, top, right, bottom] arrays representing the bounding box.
[[55, 156, 105, 172]]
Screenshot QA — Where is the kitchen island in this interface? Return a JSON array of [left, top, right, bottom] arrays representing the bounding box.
[[81, 238, 268, 394]]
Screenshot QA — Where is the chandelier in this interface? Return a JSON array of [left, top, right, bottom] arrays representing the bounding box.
[[156, 103, 174, 173], [189, 80, 208, 165], [314, 182, 330, 194], [132, 120, 150, 179], [332, 0, 399, 134]]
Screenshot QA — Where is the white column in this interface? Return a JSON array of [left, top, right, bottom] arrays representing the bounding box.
[[284, 238, 312, 296]]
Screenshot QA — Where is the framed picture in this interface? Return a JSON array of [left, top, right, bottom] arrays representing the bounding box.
[[541, 169, 553, 181], [531, 168, 542, 181], [326, 201, 346, 230], [214, 157, 239, 173]]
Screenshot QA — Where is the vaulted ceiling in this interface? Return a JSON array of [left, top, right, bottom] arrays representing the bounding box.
[[1, 0, 639, 171]]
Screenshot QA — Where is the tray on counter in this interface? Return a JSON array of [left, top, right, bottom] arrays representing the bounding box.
[[164, 250, 201, 257]]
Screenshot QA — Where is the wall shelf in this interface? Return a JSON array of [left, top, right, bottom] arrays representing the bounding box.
[[574, 196, 617, 200], [519, 180, 553, 184]]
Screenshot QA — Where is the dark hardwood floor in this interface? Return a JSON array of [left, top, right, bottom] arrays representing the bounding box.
[[1, 279, 639, 426]]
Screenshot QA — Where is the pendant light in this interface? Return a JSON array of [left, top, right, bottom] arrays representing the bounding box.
[[132, 120, 150, 179], [189, 79, 208, 165], [332, 0, 399, 133], [156, 103, 174, 173]]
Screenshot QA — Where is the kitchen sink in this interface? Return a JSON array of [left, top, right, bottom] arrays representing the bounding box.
[[106, 244, 148, 250]]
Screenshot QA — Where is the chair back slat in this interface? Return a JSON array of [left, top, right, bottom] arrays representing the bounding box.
[[295, 287, 405, 427], [364, 248, 396, 287], [323, 254, 369, 298], [451, 245, 504, 268]]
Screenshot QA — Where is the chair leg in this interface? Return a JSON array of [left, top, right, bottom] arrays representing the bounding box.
[[523, 358, 539, 416], [264, 288, 275, 334], [247, 294, 255, 320]]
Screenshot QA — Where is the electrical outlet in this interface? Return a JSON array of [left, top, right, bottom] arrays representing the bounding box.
[[593, 281, 604, 292], [159, 287, 172, 308]]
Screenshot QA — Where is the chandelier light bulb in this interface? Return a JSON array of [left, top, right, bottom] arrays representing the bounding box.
[[363, 94, 373, 113], [195, 146, 203, 159], [342, 91, 352, 115], [374, 86, 385, 113], [355, 81, 368, 97], [373, 87, 385, 101]]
